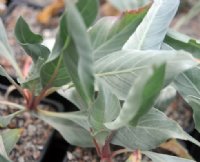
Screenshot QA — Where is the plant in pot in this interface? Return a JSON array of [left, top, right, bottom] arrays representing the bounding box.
[[0, 0, 200, 162]]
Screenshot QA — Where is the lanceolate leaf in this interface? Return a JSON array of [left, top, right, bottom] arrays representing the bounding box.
[[111, 108, 200, 151], [36, 109, 93, 147], [40, 0, 99, 89], [105, 64, 165, 130], [90, 81, 121, 132], [1, 129, 21, 154], [173, 66, 200, 132], [95, 50, 197, 99], [143, 151, 195, 162], [15, 17, 50, 63], [75, 0, 99, 27], [89, 8, 147, 60], [0, 129, 21, 162], [165, 30, 200, 59], [64, 1, 94, 106], [123, 0, 180, 50], [89, 81, 121, 145], [40, 13, 71, 89], [0, 19, 23, 79]]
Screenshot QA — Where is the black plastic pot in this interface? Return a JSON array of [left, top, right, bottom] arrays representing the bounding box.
[[185, 129, 200, 162]]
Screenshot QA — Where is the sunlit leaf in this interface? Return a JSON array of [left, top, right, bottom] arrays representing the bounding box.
[[111, 109, 200, 150], [64, 1, 94, 106], [95, 50, 197, 99], [143, 151, 195, 162], [123, 0, 179, 50], [36, 109, 93, 147], [173, 66, 200, 132], [105, 64, 165, 130], [89, 8, 147, 60]]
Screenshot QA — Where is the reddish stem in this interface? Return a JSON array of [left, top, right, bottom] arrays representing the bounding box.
[[92, 137, 102, 157]]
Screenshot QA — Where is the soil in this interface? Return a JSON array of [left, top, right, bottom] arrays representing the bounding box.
[[63, 146, 129, 162], [0, 92, 55, 162]]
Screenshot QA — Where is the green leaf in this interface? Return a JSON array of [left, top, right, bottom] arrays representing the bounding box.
[[36, 109, 93, 147], [64, 1, 94, 106], [95, 50, 197, 99], [111, 108, 200, 151], [0, 19, 23, 79], [107, 0, 149, 11], [122, 0, 179, 50], [90, 81, 121, 132], [143, 151, 195, 162], [165, 30, 200, 59], [89, 9, 147, 61], [15, 17, 50, 63], [1, 129, 21, 154], [173, 66, 200, 132], [105, 64, 165, 130], [40, 13, 71, 88], [58, 87, 88, 110], [0, 110, 24, 128], [89, 81, 121, 145], [0, 129, 21, 162], [75, 0, 99, 27], [40, 0, 98, 89]]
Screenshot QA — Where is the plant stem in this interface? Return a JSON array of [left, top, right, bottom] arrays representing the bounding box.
[[111, 149, 130, 158], [0, 100, 25, 110]]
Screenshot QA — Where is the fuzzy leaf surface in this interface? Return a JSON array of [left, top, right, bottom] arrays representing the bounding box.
[[41, 0, 98, 89], [123, 0, 180, 50], [36, 109, 93, 147], [143, 151, 195, 162], [89, 8, 147, 60], [95, 50, 197, 99], [90, 82, 120, 130], [111, 109, 200, 150], [64, 1, 94, 106], [173, 66, 200, 132], [105, 64, 165, 130]]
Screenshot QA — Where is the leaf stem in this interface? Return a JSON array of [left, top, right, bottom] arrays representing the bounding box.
[[0, 100, 25, 110], [111, 149, 130, 158]]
